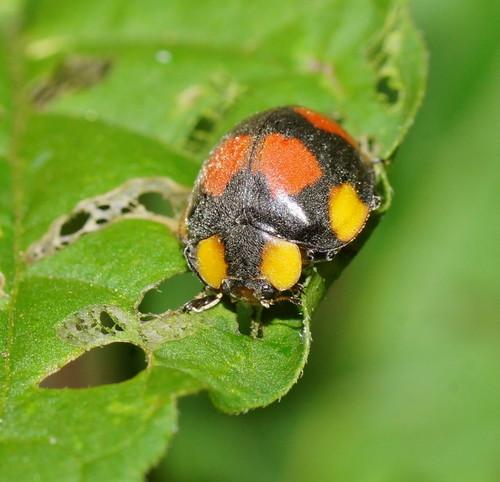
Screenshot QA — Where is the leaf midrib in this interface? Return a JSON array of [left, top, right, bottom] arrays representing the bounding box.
[[1, 18, 33, 419]]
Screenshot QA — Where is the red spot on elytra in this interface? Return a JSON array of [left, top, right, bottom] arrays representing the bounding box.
[[253, 133, 322, 195], [295, 106, 358, 148], [202, 136, 251, 196]]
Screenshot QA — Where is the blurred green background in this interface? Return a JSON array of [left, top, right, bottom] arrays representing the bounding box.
[[150, 0, 499, 480]]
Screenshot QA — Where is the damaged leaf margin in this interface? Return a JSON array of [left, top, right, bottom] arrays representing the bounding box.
[[25, 175, 210, 362], [25, 177, 190, 263], [55, 303, 208, 352]]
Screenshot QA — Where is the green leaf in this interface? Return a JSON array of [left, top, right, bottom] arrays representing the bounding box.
[[0, 0, 426, 479]]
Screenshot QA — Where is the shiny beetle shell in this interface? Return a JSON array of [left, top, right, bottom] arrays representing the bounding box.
[[180, 105, 377, 311]]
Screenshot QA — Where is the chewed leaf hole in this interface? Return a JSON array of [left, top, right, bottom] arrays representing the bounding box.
[[138, 192, 175, 218], [261, 302, 302, 333], [59, 210, 90, 236], [261, 302, 302, 325], [182, 75, 244, 154], [366, 136, 377, 153], [236, 302, 255, 336], [236, 301, 302, 338], [39, 342, 147, 389], [376, 75, 400, 104], [25, 177, 190, 263], [184, 111, 221, 154], [138, 273, 203, 319], [32, 55, 112, 108], [100, 311, 124, 333]]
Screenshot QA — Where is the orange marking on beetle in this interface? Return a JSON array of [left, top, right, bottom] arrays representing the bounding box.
[[202, 135, 251, 196], [196, 235, 227, 289], [253, 133, 322, 195], [295, 106, 359, 149], [329, 183, 370, 242], [260, 235, 302, 291]]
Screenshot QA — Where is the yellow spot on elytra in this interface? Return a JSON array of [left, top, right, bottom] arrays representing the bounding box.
[[196, 235, 227, 289], [260, 236, 302, 291], [329, 183, 370, 242]]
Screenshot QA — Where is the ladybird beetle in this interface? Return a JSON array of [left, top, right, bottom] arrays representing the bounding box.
[[180, 106, 378, 312]]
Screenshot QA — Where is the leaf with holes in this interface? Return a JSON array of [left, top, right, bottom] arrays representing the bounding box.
[[0, 0, 426, 480]]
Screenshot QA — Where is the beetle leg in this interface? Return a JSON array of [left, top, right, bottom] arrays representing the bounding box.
[[284, 296, 302, 305], [183, 292, 222, 313], [305, 248, 339, 263], [371, 157, 393, 213], [291, 282, 305, 295], [371, 156, 388, 166], [267, 293, 302, 306]]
